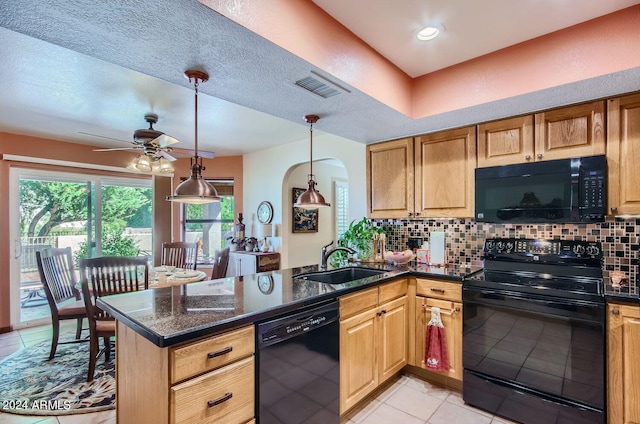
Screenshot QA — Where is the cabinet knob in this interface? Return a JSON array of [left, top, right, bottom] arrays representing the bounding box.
[[453, 307, 461, 313], [611, 207, 618, 213], [525, 155, 532, 161], [377, 310, 387, 316], [408, 212, 413, 217], [537, 153, 543, 159], [612, 308, 620, 315]]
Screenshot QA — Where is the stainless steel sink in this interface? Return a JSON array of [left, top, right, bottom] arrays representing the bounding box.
[[294, 267, 387, 285]]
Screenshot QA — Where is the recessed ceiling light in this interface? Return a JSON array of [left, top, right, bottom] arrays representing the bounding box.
[[417, 24, 443, 41]]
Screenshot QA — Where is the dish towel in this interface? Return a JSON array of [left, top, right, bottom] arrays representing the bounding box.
[[424, 307, 450, 371]]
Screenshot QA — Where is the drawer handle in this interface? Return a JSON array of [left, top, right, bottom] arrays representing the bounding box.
[[207, 346, 233, 359], [207, 392, 233, 408], [377, 310, 387, 316], [430, 288, 445, 293]]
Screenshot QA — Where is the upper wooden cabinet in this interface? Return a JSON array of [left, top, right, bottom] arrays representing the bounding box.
[[607, 93, 640, 215], [367, 127, 476, 219], [366, 137, 414, 219], [477, 101, 605, 167], [415, 126, 476, 218]]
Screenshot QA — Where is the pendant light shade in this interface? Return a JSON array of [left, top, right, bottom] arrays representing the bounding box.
[[295, 115, 330, 209], [167, 70, 221, 204]]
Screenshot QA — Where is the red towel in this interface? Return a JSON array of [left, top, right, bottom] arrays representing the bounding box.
[[424, 307, 450, 372]]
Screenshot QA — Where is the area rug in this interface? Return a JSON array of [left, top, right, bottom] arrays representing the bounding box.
[[0, 338, 115, 415]]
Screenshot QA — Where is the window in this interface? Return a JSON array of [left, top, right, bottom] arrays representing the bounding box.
[[183, 180, 234, 263], [334, 180, 349, 242]]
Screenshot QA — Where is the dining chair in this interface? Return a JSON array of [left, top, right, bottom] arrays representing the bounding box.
[[161, 241, 198, 270], [211, 247, 230, 279], [35, 247, 87, 360], [79, 255, 149, 381]]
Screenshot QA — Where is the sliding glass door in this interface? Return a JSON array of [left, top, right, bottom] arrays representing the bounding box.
[[9, 169, 152, 328]]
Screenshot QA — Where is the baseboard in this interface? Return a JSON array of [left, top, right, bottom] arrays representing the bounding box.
[[0, 325, 13, 334]]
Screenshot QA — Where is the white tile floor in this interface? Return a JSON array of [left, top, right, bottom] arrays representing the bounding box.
[[1, 324, 516, 424]]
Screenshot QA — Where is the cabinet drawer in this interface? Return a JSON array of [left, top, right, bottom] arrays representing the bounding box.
[[170, 325, 255, 384], [378, 279, 408, 304], [171, 356, 254, 424], [416, 279, 461, 301], [340, 287, 378, 320]]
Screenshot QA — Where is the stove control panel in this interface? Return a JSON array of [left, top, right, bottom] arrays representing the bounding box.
[[484, 238, 602, 261]]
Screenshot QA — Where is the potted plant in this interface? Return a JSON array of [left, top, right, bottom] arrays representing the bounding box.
[[333, 217, 385, 264]]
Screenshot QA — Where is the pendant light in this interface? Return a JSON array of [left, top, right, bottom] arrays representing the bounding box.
[[295, 115, 330, 209], [166, 70, 221, 204]]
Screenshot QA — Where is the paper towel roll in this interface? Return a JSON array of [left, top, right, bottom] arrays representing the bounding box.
[[430, 231, 446, 265]]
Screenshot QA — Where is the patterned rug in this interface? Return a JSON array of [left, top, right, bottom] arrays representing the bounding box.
[[0, 338, 115, 415]]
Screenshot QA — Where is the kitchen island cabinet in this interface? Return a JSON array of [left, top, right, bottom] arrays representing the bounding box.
[[339, 278, 408, 414], [607, 93, 640, 216], [225, 251, 280, 277], [607, 301, 640, 424]]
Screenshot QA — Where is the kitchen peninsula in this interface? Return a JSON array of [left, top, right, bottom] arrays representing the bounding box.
[[98, 262, 479, 423]]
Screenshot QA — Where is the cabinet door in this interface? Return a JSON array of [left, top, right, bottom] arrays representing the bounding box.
[[477, 115, 534, 167], [415, 126, 476, 218], [607, 94, 640, 215], [378, 295, 408, 384], [340, 308, 378, 414], [534, 100, 605, 162], [366, 137, 414, 219], [415, 297, 463, 382], [608, 303, 640, 424], [226, 253, 257, 277]]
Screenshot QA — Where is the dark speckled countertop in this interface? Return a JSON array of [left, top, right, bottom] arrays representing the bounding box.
[[97, 262, 481, 348]]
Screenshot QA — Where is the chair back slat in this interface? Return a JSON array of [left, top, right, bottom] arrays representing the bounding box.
[[36, 247, 80, 307], [80, 256, 149, 320], [211, 247, 230, 279], [161, 242, 198, 270]]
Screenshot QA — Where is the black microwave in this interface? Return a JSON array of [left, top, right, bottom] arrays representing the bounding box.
[[475, 155, 607, 223]]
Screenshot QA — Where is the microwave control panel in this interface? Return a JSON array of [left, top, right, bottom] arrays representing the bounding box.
[[579, 166, 606, 221]]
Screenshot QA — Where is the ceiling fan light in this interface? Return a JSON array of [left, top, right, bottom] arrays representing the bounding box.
[[158, 157, 174, 173], [136, 155, 152, 172]]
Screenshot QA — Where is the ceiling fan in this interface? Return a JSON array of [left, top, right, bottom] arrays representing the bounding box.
[[91, 113, 215, 161]]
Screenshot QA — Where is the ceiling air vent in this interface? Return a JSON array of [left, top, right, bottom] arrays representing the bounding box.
[[294, 71, 350, 99]]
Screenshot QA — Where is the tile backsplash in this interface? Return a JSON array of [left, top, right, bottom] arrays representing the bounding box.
[[372, 216, 640, 295]]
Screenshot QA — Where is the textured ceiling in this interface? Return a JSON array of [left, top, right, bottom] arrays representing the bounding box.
[[1, 0, 639, 156]]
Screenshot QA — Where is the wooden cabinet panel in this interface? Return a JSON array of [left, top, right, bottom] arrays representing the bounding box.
[[170, 356, 254, 424], [339, 286, 378, 320], [378, 296, 408, 383], [340, 307, 378, 413], [608, 303, 640, 424], [170, 326, 255, 384], [477, 115, 534, 167], [534, 100, 605, 162], [415, 278, 461, 302], [414, 297, 463, 382], [366, 137, 414, 219], [378, 278, 408, 304], [607, 94, 640, 215], [415, 126, 476, 218]]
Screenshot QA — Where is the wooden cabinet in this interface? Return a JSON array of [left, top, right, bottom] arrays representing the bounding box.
[[607, 93, 640, 215], [411, 278, 463, 382], [339, 279, 408, 413], [607, 302, 640, 424], [226, 251, 280, 277], [366, 126, 476, 219], [366, 137, 414, 219], [116, 323, 255, 424], [415, 126, 476, 218], [478, 101, 605, 167]]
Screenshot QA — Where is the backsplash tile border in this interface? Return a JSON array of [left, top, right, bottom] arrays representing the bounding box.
[[372, 216, 639, 296]]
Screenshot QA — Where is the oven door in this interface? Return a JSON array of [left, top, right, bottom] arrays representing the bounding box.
[[463, 286, 605, 422]]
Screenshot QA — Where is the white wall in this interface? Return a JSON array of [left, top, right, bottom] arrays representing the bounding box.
[[243, 132, 366, 268]]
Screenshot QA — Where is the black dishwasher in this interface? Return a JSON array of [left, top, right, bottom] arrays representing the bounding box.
[[256, 300, 340, 423]]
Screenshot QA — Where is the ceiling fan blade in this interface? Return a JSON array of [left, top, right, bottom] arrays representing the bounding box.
[[93, 147, 141, 152], [172, 147, 216, 159], [79, 132, 133, 144], [152, 134, 180, 148], [157, 150, 177, 162]]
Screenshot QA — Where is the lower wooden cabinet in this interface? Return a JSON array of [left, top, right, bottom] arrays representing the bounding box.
[[339, 279, 408, 414], [116, 323, 255, 424], [607, 302, 640, 424]]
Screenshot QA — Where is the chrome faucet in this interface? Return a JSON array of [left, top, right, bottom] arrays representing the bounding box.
[[320, 241, 356, 270]]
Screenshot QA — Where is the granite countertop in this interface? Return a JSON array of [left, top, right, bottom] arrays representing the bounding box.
[[97, 262, 481, 348]]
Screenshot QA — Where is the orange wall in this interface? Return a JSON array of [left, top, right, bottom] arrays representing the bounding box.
[[0, 132, 243, 331]]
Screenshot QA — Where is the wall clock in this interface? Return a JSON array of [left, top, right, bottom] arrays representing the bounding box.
[[257, 201, 274, 224], [258, 275, 274, 294]]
